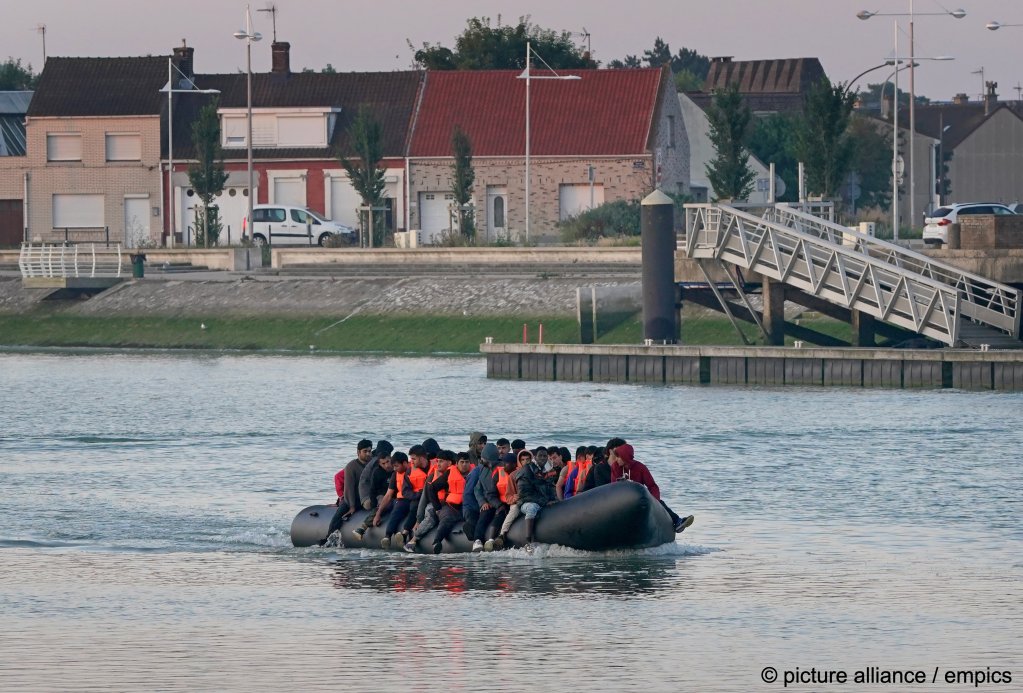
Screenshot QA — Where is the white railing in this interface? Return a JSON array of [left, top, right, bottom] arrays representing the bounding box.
[[19, 243, 124, 279], [685, 204, 963, 345], [762, 204, 1021, 338]]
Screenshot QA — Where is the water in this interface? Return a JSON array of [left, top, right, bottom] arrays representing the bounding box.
[[1, 351, 1020, 692]]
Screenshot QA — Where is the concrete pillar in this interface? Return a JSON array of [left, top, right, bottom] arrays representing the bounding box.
[[577, 287, 594, 344], [852, 310, 876, 347], [641, 189, 678, 343], [762, 277, 786, 346]]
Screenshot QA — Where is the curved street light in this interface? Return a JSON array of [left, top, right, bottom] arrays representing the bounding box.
[[986, 21, 1023, 31], [858, 5, 965, 234], [234, 6, 262, 243]]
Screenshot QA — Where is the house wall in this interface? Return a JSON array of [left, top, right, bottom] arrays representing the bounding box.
[[408, 156, 656, 243], [948, 108, 1023, 206], [650, 75, 689, 196], [679, 93, 773, 203], [22, 115, 163, 244]]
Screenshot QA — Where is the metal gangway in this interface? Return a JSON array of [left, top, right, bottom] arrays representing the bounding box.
[[19, 242, 125, 288], [684, 203, 1022, 347]]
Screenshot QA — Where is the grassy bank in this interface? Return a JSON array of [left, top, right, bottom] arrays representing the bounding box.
[[0, 312, 854, 353]]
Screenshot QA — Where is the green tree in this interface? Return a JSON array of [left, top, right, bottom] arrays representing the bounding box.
[[705, 83, 756, 201], [0, 57, 38, 90], [340, 107, 386, 246], [856, 81, 929, 112], [187, 100, 229, 247], [450, 126, 476, 240], [674, 69, 703, 92], [846, 115, 892, 212], [749, 113, 800, 202], [795, 78, 857, 198], [608, 55, 642, 69], [411, 16, 595, 70]]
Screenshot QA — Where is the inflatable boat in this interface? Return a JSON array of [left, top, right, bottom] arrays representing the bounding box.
[[290, 481, 676, 552]]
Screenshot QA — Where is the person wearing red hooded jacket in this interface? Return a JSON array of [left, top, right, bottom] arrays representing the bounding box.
[[611, 443, 694, 533]]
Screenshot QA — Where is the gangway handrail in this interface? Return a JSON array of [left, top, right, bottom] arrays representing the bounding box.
[[19, 242, 124, 279], [763, 204, 1021, 338], [683, 203, 1020, 340], [684, 204, 964, 345]]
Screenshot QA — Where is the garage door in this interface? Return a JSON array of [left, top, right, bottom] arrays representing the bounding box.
[[328, 175, 362, 228], [559, 184, 604, 220], [418, 191, 453, 243], [53, 194, 104, 228], [124, 196, 150, 247], [0, 199, 23, 246], [273, 178, 305, 207]]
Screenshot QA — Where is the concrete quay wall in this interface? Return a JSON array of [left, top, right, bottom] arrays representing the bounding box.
[[481, 343, 1023, 391]]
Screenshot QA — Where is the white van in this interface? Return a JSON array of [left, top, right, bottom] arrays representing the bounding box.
[[248, 205, 356, 246]]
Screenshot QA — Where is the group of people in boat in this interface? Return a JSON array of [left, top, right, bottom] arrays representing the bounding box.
[[325, 433, 694, 554]]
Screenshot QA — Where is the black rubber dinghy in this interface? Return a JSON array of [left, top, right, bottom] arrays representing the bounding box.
[[290, 481, 676, 552]]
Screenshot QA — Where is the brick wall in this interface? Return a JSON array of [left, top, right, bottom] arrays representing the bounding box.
[[409, 156, 655, 242], [959, 215, 1023, 249], [21, 115, 163, 244]]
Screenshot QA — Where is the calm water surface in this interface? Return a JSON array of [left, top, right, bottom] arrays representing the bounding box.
[[0, 352, 1020, 692]]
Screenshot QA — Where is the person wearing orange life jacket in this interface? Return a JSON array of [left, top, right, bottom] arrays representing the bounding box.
[[372, 451, 428, 549], [427, 451, 474, 554], [404, 449, 454, 553], [482, 453, 519, 551], [554, 447, 572, 500], [561, 446, 588, 500]]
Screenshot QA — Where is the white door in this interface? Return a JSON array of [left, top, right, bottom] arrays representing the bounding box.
[[559, 183, 605, 220], [486, 186, 508, 241], [274, 178, 305, 207], [213, 187, 249, 245], [124, 196, 150, 247], [328, 175, 362, 228], [418, 191, 454, 243]]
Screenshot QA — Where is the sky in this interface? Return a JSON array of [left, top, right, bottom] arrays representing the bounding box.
[[4, 0, 1023, 102]]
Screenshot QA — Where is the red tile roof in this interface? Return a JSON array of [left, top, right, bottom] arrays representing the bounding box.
[[409, 68, 663, 157]]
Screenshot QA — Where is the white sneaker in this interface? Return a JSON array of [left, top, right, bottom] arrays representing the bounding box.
[[472, 539, 484, 552]]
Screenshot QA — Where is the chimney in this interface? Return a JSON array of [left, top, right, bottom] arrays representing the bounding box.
[[985, 80, 998, 115], [711, 56, 733, 63], [953, 93, 969, 105], [271, 41, 291, 75], [172, 40, 194, 80]]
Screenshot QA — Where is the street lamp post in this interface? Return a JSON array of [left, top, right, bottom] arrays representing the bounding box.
[[858, 5, 965, 231], [517, 42, 580, 244], [234, 6, 262, 243]]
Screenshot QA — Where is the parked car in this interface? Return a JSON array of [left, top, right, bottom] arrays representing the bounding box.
[[922, 202, 1016, 245], [248, 205, 356, 246]]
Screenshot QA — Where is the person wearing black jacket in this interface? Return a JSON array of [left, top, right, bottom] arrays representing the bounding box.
[[581, 447, 612, 492], [358, 440, 395, 510], [403, 450, 454, 552], [351, 450, 393, 540]]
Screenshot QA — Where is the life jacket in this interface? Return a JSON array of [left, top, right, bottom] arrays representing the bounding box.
[[446, 466, 467, 505], [494, 467, 512, 504], [428, 467, 447, 504], [574, 459, 593, 493], [397, 467, 427, 500]]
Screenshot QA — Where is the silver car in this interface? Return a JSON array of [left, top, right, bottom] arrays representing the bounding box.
[[922, 202, 1016, 245]]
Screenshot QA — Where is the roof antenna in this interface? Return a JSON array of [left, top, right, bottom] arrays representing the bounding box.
[[34, 24, 47, 64], [258, 3, 278, 42]]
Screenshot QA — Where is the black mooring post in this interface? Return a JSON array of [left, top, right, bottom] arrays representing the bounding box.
[[641, 190, 678, 343]]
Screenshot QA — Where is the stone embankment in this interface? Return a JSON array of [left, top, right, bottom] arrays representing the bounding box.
[[0, 275, 639, 318]]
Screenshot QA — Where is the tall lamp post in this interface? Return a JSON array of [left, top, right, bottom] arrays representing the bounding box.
[[858, 4, 965, 230], [234, 7, 262, 243], [884, 53, 953, 240], [517, 41, 580, 244]]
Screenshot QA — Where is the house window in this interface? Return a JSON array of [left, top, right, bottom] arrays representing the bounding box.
[[47, 133, 82, 162], [53, 193, 104, 228], [105, 133, 142, 161], [667, 115, 676, 149]]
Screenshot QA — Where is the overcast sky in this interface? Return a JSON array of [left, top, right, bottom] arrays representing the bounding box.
[[4, 0, 1023, 102]]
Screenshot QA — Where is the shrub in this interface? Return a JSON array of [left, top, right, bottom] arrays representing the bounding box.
[[558, 199, 641, 244]]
